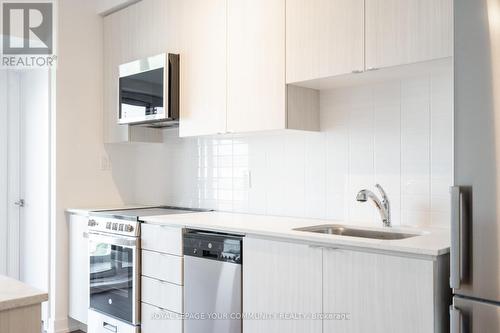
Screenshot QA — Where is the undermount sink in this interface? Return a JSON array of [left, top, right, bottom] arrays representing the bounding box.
[[293, 224, 421, 240]]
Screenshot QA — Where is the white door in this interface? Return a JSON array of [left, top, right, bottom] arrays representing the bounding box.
[[18, 68, 50, 297], [0, 70, 21, 278], [0, 68, 50, 321]]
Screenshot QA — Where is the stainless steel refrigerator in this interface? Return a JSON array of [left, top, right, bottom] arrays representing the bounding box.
[[451, 0, 500, 331]]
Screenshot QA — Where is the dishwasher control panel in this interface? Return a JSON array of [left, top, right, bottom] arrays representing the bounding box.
[[183, 230, 242, 264]]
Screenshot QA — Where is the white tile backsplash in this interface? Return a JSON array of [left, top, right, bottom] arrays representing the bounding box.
[[114, 69, 453, 228]]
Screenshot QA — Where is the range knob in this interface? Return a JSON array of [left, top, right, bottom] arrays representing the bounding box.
[[125, 225, 134, 232]]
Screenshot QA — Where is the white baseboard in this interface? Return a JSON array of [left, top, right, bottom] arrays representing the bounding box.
[[46, 317, 81, 333]]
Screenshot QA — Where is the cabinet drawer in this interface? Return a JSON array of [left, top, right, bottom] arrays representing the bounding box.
[[88, 309, 139, 333], [141, 224, 183, 255], [142, 276, 183, 313], [141, 302, 182, 333], [142, 249, 183, 285]]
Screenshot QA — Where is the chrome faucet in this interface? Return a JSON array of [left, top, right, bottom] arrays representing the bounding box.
[[356, 184, 391, 227]]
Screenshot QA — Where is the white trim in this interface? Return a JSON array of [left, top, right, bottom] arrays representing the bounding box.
[[46, 316, 81, 333], [0, 70, 8, 275]]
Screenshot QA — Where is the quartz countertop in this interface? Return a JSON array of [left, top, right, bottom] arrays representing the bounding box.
[[0, 276, 48, 311], [142, 211, 450, 257]]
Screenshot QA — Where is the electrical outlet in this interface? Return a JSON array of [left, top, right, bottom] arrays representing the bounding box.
[[242, 170, 252, 189], [100, 155, 111, 171]]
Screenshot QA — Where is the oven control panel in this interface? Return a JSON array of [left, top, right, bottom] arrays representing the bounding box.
[[87, 217, 140, 237]]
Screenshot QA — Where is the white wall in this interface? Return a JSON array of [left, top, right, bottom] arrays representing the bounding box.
[[51, 0, 125, 332], [110, 66, 453, 228]]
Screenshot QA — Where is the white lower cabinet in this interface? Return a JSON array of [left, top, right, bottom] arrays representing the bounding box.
[[141, 224, 183, 256], [243, 237, 450, 333], [323, 249, 437, 333], [142, 274, 183, 315], [243, 237, 323, 333], [140, 223, 184, 332], [88, 309, 139, 333], [142, 250, 183, 285], [141, 302, 183, 333], [68, 213, 89, 325]]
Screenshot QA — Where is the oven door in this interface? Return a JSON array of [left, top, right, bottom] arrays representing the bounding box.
[[89, 232, 140, 325]]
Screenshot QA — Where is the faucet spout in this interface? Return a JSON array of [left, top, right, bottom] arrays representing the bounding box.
[[356, 184, 391, 227]]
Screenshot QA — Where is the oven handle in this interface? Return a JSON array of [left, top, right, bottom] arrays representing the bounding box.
[[88, 232, 138, 248], [103, 321, 118, 333]]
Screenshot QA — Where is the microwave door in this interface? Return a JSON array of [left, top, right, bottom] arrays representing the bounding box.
[[117, 53, 179, 126], [119, 68, 164, 124]]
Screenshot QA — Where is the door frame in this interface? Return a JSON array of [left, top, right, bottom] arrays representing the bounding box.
[[0, 70, 7, 275]]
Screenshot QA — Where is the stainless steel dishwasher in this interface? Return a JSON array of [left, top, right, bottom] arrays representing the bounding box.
[[183, 230, 243, 333]]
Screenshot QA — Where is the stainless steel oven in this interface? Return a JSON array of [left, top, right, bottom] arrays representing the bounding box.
[[88, 215, 141, 333], [87, 207, 207, 333]]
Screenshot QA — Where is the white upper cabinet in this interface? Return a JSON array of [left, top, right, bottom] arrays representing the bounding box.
[[178, 0, 227, 137], [103, 0, 179, 143], [227, 0, 286, 133], [365, 0, 453, 70], [286, 0, 365, 83], [286, 0, 452, 83], [180, 0, 319, 137]]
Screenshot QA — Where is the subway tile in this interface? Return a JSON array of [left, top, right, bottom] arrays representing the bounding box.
[[131, 72, 453, 229], [430, 70, 453, 199], [305, 132, 327, 219]]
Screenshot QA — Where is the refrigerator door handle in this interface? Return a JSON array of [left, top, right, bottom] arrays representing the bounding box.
[[451, 186, 470, 289], [450, 305, 463, 333], [450, 186, 462, 288]]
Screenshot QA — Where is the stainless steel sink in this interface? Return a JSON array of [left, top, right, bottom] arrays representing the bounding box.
[[293, 224, 421, 240]]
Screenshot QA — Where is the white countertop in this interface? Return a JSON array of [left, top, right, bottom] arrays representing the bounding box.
[[142, 211, 450, 257], [0, 276, 48, 311]]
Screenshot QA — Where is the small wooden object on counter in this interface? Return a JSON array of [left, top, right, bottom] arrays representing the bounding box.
[[0, 275, 48, 333]]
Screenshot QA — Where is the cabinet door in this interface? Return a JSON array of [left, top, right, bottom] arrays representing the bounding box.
[[226, 0, 286, 133], [243, 237, 322, 333], [323, 249, 434, 333], [365, 0, 453, 70], [178, 0, 227, 137], [68, 214, 89, 324], [286, 0, 364, 83]]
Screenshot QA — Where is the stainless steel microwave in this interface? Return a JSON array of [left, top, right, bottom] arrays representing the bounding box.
[[118, 53, 179, 127]]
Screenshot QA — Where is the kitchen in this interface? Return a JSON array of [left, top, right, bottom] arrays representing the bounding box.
[[0, 0, 495, 332]]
